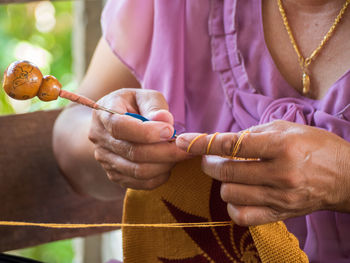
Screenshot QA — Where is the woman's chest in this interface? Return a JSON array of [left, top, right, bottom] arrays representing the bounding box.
[[262, 0, 350, 100]]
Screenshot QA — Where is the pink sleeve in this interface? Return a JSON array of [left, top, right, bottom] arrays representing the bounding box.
[[101, 0, 154, 82], [101, 0, 187, 129]]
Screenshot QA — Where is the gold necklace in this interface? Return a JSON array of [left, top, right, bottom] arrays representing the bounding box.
[[277, 0, 350, 95]]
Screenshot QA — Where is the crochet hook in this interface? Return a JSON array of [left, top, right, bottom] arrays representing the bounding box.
[[2, 60, 176, 138]]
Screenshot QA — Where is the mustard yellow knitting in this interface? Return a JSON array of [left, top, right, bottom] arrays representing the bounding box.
[[122, 157, 308, 262]]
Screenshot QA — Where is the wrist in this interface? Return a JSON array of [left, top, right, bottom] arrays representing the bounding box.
[[329, 142, 350, 213]]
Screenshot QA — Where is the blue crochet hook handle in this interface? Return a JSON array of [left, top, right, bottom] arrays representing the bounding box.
[[125, 112, 177, 138]]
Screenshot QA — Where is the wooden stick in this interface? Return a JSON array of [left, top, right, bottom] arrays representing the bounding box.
[[59, 89, 120, 115]]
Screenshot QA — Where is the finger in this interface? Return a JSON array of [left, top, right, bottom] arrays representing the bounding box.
[[98, 110, 175, 143], [202, 155, 279, 187], [95, 147, 174, 180], [108, 139, 190, 163], [96, 89, 176, 142], [134, 90, 173, 125], [227, 204, 281, 226], [176, 132, 281, 159], [100, 89, 174, 125], [97, 89, 136, 115], [220, 183, 282, 207], [90, 127, 189, 163], [90, 121, 190, 163], [105, 170, 170, 190]]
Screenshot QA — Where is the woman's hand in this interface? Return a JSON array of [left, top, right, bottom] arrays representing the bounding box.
[[89, 88, 189, 190], [176, 120, 350, 226]]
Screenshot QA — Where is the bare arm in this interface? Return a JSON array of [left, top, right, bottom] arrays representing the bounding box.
[[53, 38, 140, 200]]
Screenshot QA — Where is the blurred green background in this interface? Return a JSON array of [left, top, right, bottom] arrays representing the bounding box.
[[1, 1, 76, 262], [0, 0, 76, 116]]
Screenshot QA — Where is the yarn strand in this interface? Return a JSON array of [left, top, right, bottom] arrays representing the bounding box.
[[0, 221, 232, 229]]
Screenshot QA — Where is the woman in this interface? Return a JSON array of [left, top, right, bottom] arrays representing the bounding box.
[[54, 0, 350, 261]]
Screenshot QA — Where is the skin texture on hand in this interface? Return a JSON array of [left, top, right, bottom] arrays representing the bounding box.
[[176, 120, 350, 226], [89, 88, 190, 190]]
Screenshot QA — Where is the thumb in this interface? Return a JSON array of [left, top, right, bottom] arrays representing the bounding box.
[[136, 90, 174, 125]]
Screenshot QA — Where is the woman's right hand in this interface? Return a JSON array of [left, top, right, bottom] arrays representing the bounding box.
[[88, 88, 190, 190]]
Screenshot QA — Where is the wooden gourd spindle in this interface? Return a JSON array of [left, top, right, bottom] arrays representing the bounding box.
[[2, 60, 119, 114]]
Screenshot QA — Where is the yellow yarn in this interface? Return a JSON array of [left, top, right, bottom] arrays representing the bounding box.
[[186, 133, 207, 153], [207, 132, 220, 154], [0, 221, 232, 229], [231, 130, 250, 158]]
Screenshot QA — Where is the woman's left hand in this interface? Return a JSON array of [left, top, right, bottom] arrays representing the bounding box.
[[176, 120, 350, 226]]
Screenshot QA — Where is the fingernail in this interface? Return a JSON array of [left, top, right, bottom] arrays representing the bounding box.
[[160, 127, 172, 140]]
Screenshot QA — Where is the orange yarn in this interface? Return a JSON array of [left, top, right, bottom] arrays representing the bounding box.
[[186, 133, 207, 153], [187, 131, 254, 161], [206, 132, 220, 154], [231, 130, 249, 158], [0, 221, 232, 229]]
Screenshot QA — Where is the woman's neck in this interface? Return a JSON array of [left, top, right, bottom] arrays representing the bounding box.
[[263, 0, 350, 99], [283, 0, 346, 15]]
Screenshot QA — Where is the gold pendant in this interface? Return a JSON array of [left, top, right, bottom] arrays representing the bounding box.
[[302, 72, 310, 95]]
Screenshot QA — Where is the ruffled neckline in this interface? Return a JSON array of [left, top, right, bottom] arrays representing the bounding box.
[[208, 0, 350, 117], [208, 0, 350, 138]]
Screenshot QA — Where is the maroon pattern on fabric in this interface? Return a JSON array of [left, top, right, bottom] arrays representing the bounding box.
[[158, 255, 209, 263], [162, 180, 260, 262], [209, 180, 259, 260]]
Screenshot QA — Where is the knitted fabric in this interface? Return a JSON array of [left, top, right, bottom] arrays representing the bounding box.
[[122, 157, 308, 262]]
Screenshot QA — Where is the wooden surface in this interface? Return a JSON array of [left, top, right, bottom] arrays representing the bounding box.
[[0, 110, 124, 252]]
